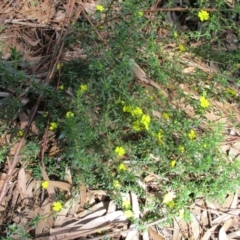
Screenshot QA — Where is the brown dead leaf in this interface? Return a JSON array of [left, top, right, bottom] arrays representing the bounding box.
[[50, 210, 127, 239], [26, 179, 40, 199], [79, 183, 87, 208], [54, 199, 73, 227], [190, 214, 200, 240], [201, 225, 219, 240], [107, 200, 117, 214], [142, 231, 150, 240], [227, 229, 240, 238], [65, 166, 72, 184], [78, 202, 105, 218], [148, 226, 164, 240], [125, 230, 139, 240], [17, 168, 27, 199], [48, 180, 71, 193], [35, 198, 53, 235], [173, 218, 182, 240], [212, 210, 240, 225], [131, 192, 140, 219], [219, 218, 233, 240], [182, 66, 196, 74], [0, 173, 7, 190]]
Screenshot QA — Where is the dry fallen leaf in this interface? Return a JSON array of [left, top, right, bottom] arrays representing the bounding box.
[[17, 168, 27, 200], [148, 226, 164, 240]]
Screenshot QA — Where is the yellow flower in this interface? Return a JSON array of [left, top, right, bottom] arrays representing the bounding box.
[[188, 130, 197, 140], [124, 210, 134, 218], [163, 191, 176, 204], [18, 130, 24, 137], [123, 105, 133, 113], [179, 44, 186, 52], [131, 107, 143, 117], [115, 146, 125, 157], [113, 180, 121, 189], [79, 84, 88, 92], [179, 209, 185, 218], [199, 96, 210, 108], [140, 114, 151, 130], [162, 112, 170, 120], [122, 201, 131, 209], [166, 200, 175, 208], [203, 143, 207, 148], [66, 111, 74, 118], [133, 120, 141, 131], [57, 63, 63, 70], [59, 85, 64, 90], [170, 160, 176, 168], [52, 201, 62, 212], [96, 5, 104, 12], [198, 10, 210, 21], [137, 11, 144, 17], [178, 145, 185, 153], [41, 181, 49, 189], [173, 31, 178, 38], [118, 163, 127, 171], [49, 122, 58, 131]]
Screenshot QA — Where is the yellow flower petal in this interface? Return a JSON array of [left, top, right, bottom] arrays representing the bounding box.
[[124, 210, 134, 218], [131, 107, 143, 117], [188, 130, 196, 140], [57, 63, 63, 70], [179, 208, 185, 218], [41, 181, 49, 189], [49, 122, 58, 131], [122, 201, 131, 209], [66, 111, 74, 118], [52, 201, 62, 212], [178, 145, 185, 153], [113, 180, 121, 189], [96, 5, 104, 12], [115, 147, 125, 157], [140, 114, 151, 130], [133, 120, 141, 131], [178, 44, 186, 52], [166, 200, 175, 208], [163, 191, 176, 204], [198, 10, 209, 21], [17, 130, 24, 137], [162, 112, 170, 120], [118, 163, 127, 171], [199, 96, 210, 108], [170, 160, 176, 168], [79, 84, 88, 92], [123, 105, 133, 113]]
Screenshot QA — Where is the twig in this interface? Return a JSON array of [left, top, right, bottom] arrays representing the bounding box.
[[0, 97, 40, 204], [81, 5, 106, 44]]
